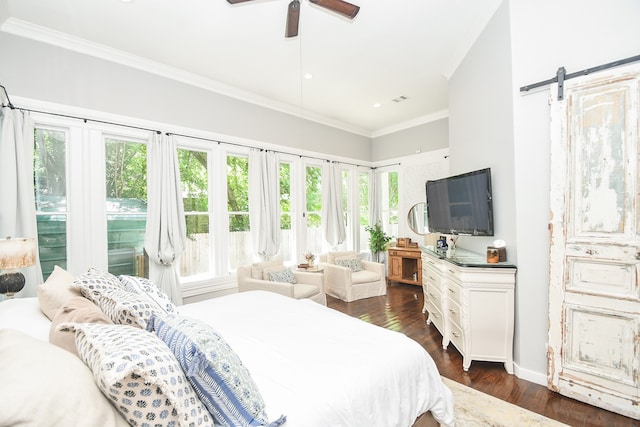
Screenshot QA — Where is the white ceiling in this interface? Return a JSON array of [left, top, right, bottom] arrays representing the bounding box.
[[0, 0, 502, 137]]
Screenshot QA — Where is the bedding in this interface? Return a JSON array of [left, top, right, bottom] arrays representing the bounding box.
[[0, 290, 454, 427]]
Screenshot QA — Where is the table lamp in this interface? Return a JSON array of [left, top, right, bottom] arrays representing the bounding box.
[[0, 237, 36, 299]]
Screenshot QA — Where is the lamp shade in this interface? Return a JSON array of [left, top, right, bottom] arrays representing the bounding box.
[[0, 237, 36, 269]]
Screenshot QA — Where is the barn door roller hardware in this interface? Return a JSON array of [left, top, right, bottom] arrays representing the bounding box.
[[520, 54, 640, 100]]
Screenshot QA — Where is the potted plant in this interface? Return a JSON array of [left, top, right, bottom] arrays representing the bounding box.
[[365, 222, 393, 263]]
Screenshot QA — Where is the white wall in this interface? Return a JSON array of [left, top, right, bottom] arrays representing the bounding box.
[[0, 32, 372, 161], [508, 0, 640, 382], [371, 118, 449, 162], [450, 0, 640, 384], [448, 1, 516, 258]]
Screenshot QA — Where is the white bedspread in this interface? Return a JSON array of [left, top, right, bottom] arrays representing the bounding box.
[[0, 291, 454, 427], [180, 291, 454, 427]]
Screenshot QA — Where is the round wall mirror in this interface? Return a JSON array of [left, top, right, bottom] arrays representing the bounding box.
[[408, 202, 429, 235]]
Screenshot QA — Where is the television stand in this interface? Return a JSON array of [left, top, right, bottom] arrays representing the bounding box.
[[421, 246, 516, 373]]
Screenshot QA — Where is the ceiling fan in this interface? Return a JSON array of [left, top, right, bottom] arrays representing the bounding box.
[[226, 0, 360, 38]]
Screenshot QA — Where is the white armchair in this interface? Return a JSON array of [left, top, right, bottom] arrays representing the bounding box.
[[319, 251, 387, 302], [236, 259, 327, 305]]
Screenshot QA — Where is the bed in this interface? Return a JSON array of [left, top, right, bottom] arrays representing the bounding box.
[[0, 271, 454, 427]]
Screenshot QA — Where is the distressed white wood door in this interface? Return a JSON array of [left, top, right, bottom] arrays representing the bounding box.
[[548, 63, 640, 419]]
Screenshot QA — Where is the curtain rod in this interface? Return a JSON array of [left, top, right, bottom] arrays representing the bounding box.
[[1, 85, 392, 170], [167, 132, 376, 169], [520, 54, 640, 100], [1, 94, 162, 134]]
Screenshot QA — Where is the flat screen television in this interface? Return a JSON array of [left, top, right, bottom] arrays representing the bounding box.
[[425, 168, 494, 236]]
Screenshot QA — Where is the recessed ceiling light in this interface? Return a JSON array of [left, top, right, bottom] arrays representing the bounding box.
[[304, 73, 313, 80], [373, 103, 381, 108]]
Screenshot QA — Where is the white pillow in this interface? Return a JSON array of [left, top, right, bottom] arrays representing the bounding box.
[[37, 265, 80, 320], [0, 329, 129, 427]]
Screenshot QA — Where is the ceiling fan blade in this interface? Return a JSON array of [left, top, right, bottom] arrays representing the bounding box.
[[226, 0, 255, 4], [308, 0, 359, 19], [285, 0, 300, 38]]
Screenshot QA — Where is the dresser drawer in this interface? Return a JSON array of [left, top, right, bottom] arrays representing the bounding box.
[[425, 301, 445, 331], [449, 320, 465, 353], [425, 284, 443, 309], [446, 281, 462, 305], [447, 299, 462, 327], [424, 268, 443, 289]]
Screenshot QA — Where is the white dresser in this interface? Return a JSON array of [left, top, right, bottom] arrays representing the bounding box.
[[421, 247, 516, 374]]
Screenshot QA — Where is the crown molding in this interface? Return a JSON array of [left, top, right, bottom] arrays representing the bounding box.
[[371, 109, 449, 138], [1, 17, 372, 137]]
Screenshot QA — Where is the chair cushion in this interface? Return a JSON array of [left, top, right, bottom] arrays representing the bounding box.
[[327, 251, 356, 264], [351, 269, 382, 285], [293, 283, 320, 299], [250, 258, 283, 279], [335, 256, 364, 272]]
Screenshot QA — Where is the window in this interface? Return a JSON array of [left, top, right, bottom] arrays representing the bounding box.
[[279, 161, 293, 262], [305, 165, 322, 254], [104, 137, 147, 277], [178, 148, 210, 278], [358, 171, 371, 253], [380, 170, 399, 238], [227, 154, 251, 270], [34, 127, 67, 280], [340, 169, 351, 251], [31, 109, 380, 289]]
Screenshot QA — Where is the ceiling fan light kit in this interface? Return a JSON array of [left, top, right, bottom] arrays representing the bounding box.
[[226, 0, 360, 38]]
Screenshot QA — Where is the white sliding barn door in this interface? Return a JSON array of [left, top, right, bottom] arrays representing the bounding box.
[[548, 63, 640, 419]]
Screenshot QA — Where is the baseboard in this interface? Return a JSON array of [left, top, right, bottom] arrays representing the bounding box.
[[513, 361, 547, 387]]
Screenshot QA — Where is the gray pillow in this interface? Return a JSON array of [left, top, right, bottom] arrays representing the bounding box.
[[267, 268, 297, 284], [336, 257, 364, 272]]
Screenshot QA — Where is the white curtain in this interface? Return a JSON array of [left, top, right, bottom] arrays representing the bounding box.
[[249, 149, 281, 259], [0, 99, 43, 296], [144, 133, 187, 305], [321, 161, 346, 250]]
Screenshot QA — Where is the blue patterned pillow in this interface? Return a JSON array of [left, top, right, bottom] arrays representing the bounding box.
[[336, 256, 364, 272], [148, 314, 286, 427], [68, 323, 213, 427], [73, 267, 123, 304], [118, 275, 178, 315], [93, 287, 158, 329], [266, 268, 297, 284]]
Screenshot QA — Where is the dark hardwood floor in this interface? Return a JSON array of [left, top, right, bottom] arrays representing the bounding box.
[[326, 281, 638, 427]]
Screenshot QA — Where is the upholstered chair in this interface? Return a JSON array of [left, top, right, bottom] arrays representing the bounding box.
[[236, 258, 327, 305], [318, 251, 386, 302]]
